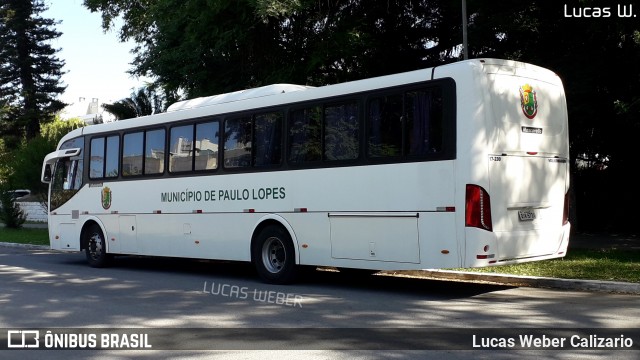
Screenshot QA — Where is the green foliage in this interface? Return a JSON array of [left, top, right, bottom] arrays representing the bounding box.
[[83, 0, 154, 43], [40, 117, 86, 145], [254, 0, 302, 19], [102, 86, 165, 120], [0, 183, 27, 229], [1, 117, 84, 197], [83, 0, 460, 97], [9, 136, 55, 196], [0, 137, 9, 181], [0, 0, 67, 140]]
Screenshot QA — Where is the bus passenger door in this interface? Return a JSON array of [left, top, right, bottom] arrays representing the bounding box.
[[118, 215, 138, 253]]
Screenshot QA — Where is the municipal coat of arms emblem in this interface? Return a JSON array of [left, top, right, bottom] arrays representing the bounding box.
[[519, 84, 538, 119], [101, 186, 112, 210]]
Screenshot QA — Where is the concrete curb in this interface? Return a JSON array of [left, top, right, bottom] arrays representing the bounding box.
[[0, 242, 50, 250], [415, 270, 640, 295]]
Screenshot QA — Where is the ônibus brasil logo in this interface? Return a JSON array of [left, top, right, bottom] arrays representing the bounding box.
[[519, 84, 538, 119], [101, 186, 112, 210]]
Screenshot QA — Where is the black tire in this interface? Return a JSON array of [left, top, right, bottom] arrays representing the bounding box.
[[84, 224, 112, 268], [252, 225, 298, 284]]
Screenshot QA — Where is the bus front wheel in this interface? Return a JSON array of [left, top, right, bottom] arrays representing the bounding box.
[[253, 225, 298, 284], [84, 224, 112, 268]]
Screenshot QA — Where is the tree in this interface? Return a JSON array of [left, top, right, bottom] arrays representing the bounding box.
[[0, 0, 66, 142], [3, 117, 85, 199], [83, 0, 463, 97], [102, 86, 165, 120], [84, 0, 285, 97], [462, 0, 640, 231]]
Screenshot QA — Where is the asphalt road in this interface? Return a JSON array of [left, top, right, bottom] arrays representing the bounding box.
[[1, 246, 639, 359]]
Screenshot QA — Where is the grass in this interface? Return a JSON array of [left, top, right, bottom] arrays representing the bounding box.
[[453, 249, 640, 283], [0, 226, 49, 246], [1, 226, 638, 283]]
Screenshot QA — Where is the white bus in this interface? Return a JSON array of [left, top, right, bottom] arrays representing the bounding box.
[[41, 59, 570, 284]]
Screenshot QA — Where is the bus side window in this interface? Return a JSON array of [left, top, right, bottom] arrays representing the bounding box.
[[90, 137, 105, 178], [90, 135, 119, 179], [254, 112, 282, 167], [224, 117, 252, 168], [194, 122, 218, 171], [145, 128, 166, 174], [324, 102, 359, 161], [170, 125, 195, 172], [406, 89, 444, 156], [288, 107, 322, 164], [368, 94, 403, 158], [123, 132, 143, 176], [105, 135, 120, 177]]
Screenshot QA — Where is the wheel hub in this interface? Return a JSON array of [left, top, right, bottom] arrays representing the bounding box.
[[262, 237, 286, 274], [88, 233, 103, 260]]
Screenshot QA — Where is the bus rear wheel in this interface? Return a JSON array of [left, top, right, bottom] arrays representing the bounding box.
[[253, 225, 298, 284], [84, 224, 112, 268]]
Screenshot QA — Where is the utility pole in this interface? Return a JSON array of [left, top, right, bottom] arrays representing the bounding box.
[[462, 0, 469, 59]]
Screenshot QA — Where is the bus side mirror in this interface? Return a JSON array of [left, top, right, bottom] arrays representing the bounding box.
[[42, 164, 52, 183], [41, 148, 81, 184]]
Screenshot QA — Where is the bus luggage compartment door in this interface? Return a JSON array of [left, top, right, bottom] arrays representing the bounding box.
[[118, 215, 139, 254], [329, 213, 420, 263], [57, 223, 79, 250]]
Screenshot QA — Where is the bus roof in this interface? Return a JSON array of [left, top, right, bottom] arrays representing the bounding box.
[[166, 84, 314, 112]]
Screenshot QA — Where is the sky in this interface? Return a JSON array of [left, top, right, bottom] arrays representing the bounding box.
[[43, 0, 148, 110]]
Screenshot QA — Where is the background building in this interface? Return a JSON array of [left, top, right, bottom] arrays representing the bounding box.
[[58, 97, 116, 125]]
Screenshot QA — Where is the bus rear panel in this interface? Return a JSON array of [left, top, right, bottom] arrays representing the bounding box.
[[438, 59, 571, 267]]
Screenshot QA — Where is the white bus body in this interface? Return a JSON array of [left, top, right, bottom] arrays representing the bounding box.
[[42, 59, 570, 283]]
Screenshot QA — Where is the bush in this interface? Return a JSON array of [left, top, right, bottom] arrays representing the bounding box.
[[0, 185, 27, 229]]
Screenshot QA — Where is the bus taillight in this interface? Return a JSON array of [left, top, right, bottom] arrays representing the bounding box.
[[562, 192, 570, 226], [465, 184, 493, 231]]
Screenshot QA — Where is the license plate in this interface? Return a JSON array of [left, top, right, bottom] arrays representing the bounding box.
[[518, 210, 536, 221]]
